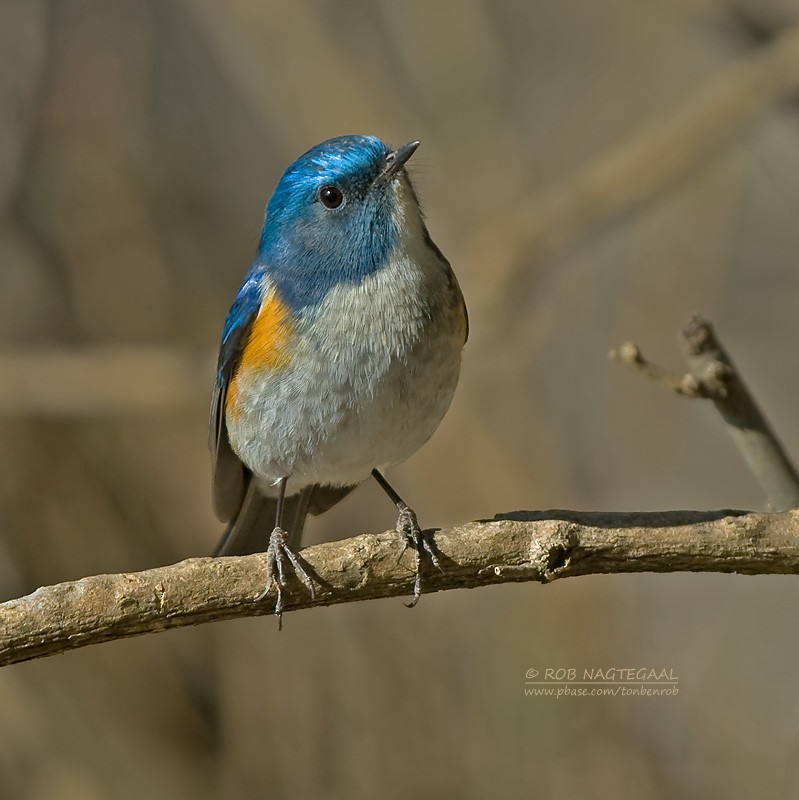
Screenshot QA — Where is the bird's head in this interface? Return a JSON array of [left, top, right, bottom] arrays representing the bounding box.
[[257, 135, 423, 309]]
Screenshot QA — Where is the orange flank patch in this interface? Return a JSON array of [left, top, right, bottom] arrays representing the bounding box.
[[225, 375, 241, 418], [240, 290, 295, 371], [226, 290, 294, 419]]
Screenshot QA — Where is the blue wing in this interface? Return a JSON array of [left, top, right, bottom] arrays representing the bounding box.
[[209, 268, 265, 522]]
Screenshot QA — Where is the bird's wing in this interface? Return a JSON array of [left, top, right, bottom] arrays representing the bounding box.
[[209, 270, 265, 522], [424, 226, 468, 344]]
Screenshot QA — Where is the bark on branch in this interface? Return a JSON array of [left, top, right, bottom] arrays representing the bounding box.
[[2, 508, 799, 667]]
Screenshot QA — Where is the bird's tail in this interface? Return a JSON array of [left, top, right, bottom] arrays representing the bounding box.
[[213, 481, 313, 556]]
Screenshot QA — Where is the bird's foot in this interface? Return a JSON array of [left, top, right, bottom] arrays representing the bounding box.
[[396, 503, 442, 608], [255, 526, 315, 630]]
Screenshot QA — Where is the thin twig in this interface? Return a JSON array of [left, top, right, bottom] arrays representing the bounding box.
[[611, 317, 799, 510], [679, 316, 799, 510], [2, 508, 798, 667], [608, 342, 705, 397]]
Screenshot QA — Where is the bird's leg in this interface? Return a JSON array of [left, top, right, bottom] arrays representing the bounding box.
[[371, 469, 441, 608], [255, 477, 315, 629]]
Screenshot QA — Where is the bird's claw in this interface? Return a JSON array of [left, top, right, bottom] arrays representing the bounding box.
[[255, 526, 315, 630], [395, 503, 441, 608]]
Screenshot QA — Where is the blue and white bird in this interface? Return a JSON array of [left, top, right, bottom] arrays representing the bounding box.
[[210, 135, 467, 622]]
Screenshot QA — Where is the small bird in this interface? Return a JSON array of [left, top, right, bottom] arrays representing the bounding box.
[[210, 135, 467, 623]]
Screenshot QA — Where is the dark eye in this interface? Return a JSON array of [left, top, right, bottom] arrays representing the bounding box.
[[319, 185, 344, 209]]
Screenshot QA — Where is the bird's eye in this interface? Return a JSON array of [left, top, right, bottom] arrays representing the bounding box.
[[319, 185, 344, 209]]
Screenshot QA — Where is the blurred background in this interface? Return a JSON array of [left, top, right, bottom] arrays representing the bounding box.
[[2, 0, 799, 797]]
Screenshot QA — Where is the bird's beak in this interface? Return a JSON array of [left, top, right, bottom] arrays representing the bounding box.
[[383, 140, 420, 177]]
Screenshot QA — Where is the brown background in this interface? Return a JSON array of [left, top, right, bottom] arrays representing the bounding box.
[[2, 1, 798, 797]]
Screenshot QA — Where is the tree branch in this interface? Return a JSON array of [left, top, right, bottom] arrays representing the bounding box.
[[2, 508, 799, 667], [679, 316, 799, 510], [611, 316, 799, 510]]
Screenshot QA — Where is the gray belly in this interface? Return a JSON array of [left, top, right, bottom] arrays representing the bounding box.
[[226, 255, 464, 495]]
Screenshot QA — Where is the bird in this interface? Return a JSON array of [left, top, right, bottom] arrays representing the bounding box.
[[209, 135, 467, 625]]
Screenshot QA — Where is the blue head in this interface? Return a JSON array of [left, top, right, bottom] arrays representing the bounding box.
[[255, 135, 423, 311]]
